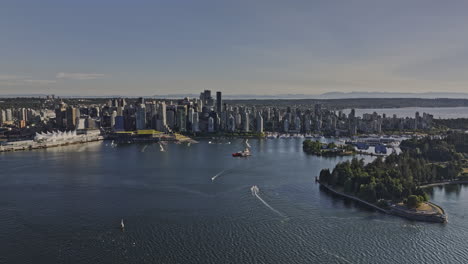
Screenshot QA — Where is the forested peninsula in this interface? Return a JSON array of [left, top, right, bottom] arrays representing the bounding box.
[[318, 133, 468, 222]]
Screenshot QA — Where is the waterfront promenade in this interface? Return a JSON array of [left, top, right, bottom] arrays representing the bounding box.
[[319, 181, 447, 223]]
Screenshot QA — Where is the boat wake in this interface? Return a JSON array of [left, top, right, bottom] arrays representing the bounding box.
[[211, 169, 228, 181], [159, 143, 166, 152], [141, 144, 148, 152], [250, 185, 286, 218], [245, 139, 251, 148]]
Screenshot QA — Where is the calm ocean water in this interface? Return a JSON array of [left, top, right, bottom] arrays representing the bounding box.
[[1, 139, 467, 263], [343, 107, 468, 119]]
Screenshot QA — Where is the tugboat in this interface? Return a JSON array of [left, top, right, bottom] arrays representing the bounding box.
[[232, 148, 251, 157]]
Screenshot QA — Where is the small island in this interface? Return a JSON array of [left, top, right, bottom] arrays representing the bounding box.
[[317, 133, 468, 223]]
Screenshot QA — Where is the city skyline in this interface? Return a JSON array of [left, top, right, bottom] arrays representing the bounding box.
[[2, 0, 468, 96]]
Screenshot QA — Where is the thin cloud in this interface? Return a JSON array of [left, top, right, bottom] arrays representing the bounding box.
[[0, 74, 29, 81], [0, 74, 56, 86], [23, 79, 57, 85], [56, 72, 107, 80]]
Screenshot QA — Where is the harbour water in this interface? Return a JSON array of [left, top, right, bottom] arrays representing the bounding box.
[[1, 139, 467, 263]]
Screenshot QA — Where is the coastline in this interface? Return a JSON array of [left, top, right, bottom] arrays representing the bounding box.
[[304, 149, 386, 157], [318, 181, 448, 223], [0, 138, 103, 152], [419, 180, 468, 188]]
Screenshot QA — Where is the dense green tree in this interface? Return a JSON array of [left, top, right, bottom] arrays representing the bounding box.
[[407, 195, 421, 208], [319, 133, 466, 206]]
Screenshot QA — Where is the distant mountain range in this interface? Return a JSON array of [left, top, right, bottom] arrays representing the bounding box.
[[2, 92, 468, 99]]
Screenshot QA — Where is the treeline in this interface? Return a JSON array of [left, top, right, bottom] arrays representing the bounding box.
[[400, 136, 465, 162], [303, 140, 354, 155], [319, 134, 466, 206], [303, 140, 322, 154], [434, 118, 468, 130]]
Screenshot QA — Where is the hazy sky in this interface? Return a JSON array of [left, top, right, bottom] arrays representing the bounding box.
[[1, 0, 468, 96]]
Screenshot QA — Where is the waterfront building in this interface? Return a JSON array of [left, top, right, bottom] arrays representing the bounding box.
[[235, 113, 242, 130], [208, 117, 214, 133], [192, 112, 200, 132], [284, 119, 289, 132], [177, 106, 187, 132], [111, 110, 117, 128], [295, 116, 301, 131], [228, 114, 236, 132], [123, 107, 136, 131], [242, 111, 250, 132], [219, 111, 227, 131], [256, 112, 264, 133], [157, 102, 167, 131], [77, 118, 86, 129], [136, 104, 146, 130], [166, 108, 176, 129], [114, 116, 125, 131], [86, 117, 97, 129]]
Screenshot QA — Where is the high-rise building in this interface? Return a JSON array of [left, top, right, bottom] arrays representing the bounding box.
[[114, 116, 125, 131], [192, 112, 200, 132], [228, 114, 236, 132], [295, 116, 301, 131], [66, 106, 78, 130], [176, 106, 187, 132], [55, 104, 66, 129], [315, 104, 322, 117], [284, 119, 289, 132], [85, 117, 96, 129], [136, 104, 146, 130], [242, 111, 249, 132], [166, 108, 175, 129], [200, 90, 214, 107], [111, 110, 117, 128], [77, 118, 86, 129], [0, 109, 6, 124], [256, 112, 264, 133], [304, 115, 312, 132], [5, 109, 12, 121], [123, 107, 136, 131], [157, 102, 167, 131], [208, 117, 214, 133], [216, 91, 222, 113], [18, 120, 26, 128]]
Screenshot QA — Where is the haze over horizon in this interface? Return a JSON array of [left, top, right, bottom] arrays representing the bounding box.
[[2, 0, 468, 96]]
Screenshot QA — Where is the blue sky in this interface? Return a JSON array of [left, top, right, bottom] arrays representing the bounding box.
[[1, 0, 468, 96]]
